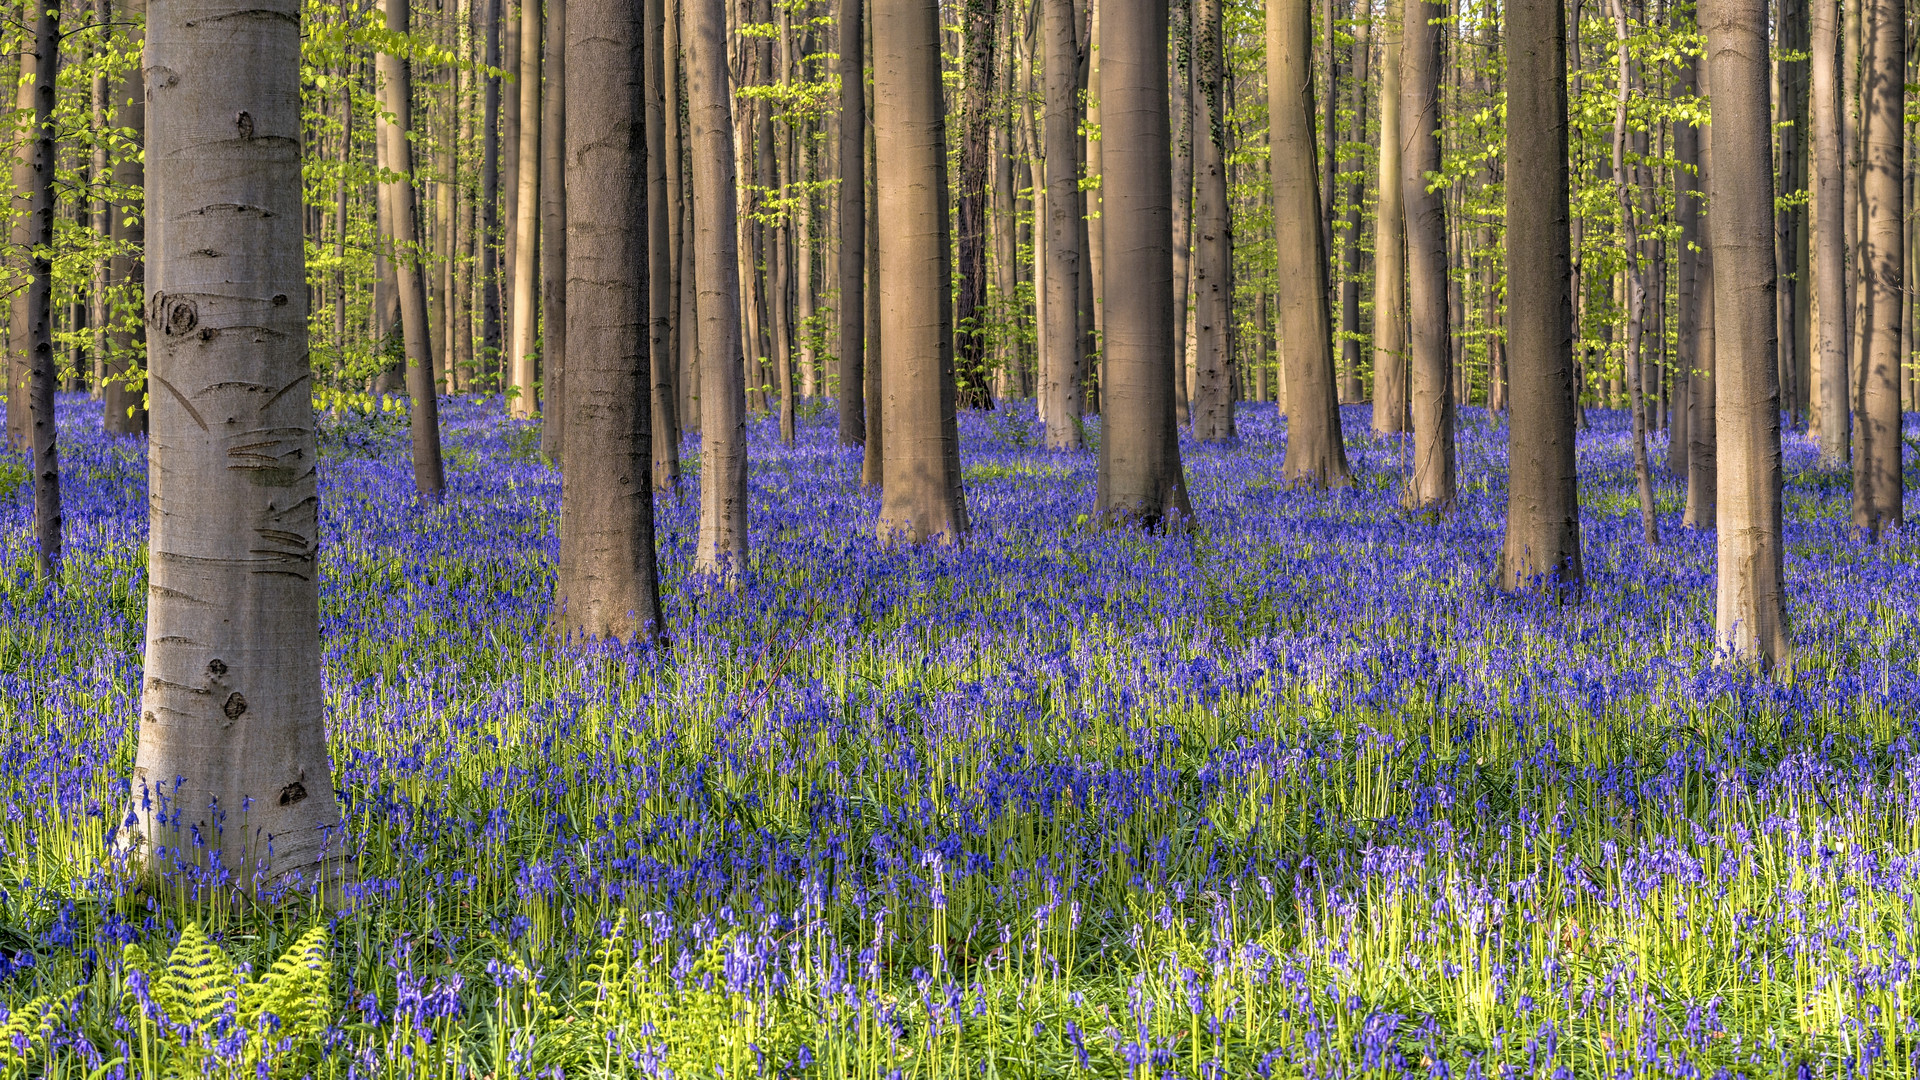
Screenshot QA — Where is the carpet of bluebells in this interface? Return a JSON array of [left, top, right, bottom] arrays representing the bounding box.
[[1, 392, 1918, 1079]]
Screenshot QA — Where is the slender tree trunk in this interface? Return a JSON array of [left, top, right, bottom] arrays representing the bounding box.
[[1610, 0, 1657, 546], [556, 0, 665, 641], [105, 0, 147, 435], [1170, 0, 1193, 425], [954, 0, 1000, 409], [1500, 0, 1581, 594], [1402, 0, 1452, 509], [667, 0, 691, 432], [539, 0, 569, 460], [1320, 0, 1335, 265], [1684, 48, 1718, 528], [688, 0, 750, 576], [838, 0, 867, 444], [1271, 0, 1351, 485], [1042, 0, 1084, 448], [1703, 0, 1791, 668], [1371, 0, 1407, 434], [1189, 0, 1232, 441], [502, 1, 522, 355], [380, 0, 447, 498], [91, 0, 109, 403], [1812, 0, 1848, 468], [480, 0, 503, 386], [1083, 3, 1102, 406], [873, 0, 969, 541], [508, 0, 542, 417], [862, 79, 884, 485], [770, 4, 795, 442], [646, 0, 681, 488], [1341, 5, 1370, 401], [133, 0, 343, 883], [1859, 0, 1905, 536], [5, 47, 32, 453], [26, 0, 58, 579]]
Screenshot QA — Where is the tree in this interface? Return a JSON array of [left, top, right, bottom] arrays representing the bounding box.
[[1095, 0, 1191, 525], [26, 0, 59, 581], [1499, 0, 1581, 595], [955, 0, 1000, 410], [1702, 0, 1790, 668], [1401, 0, 1453, 511], [479, 0, 503, 384], [1270, 0, 1350, 487], [645, 0, 680, 490], [1682, 46, 1717, 529], [874, 0, 969, 543], [1856, 0, 1904, 537], [129, 0, 343, 883], [1371, 0, 1407, 435], [104, 0, 147, 436], [1188, 0, 1233, 443], [687, 0, 750, 576], [554, 0, 665, 642], [539, 0, 569, 462], [1810, 0, 1846, 470], [1609, 0, 1656, 546], [378, 0, 446, 499], [837, 0, 866, 446], [5, 46, 33, 454], [507, 0, 542, 418], [1041, 0, 1083, 450]]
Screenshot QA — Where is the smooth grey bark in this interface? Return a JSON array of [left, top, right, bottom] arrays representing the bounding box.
[[1096, 0, 1192, 525], [1271, 0, 1351, 486], [378, 0, 446, 499], [646, 0, 680, 489], [1499, 0, 1581, 595], [1610, 0, 1657, 547], [555, 0, 664, 642], [874, 0, 969, 543], [1684, 47, 1717, 530], [1188, 0, 1233, 442], [1857, 0, 1904, 535], [26, 0, 58, 580], [1401, 0, 1453, 510], [105, 0, 146, 435], [687, 0, 750, 576], [1371, 0, 1407, 434], [1170, 0, 1192, 425], [130, 0, 343, 884], [5, 47, 32, 453], [955, 0, 999, 409], [1041, 0, 1083, 449], [1703, 0, 1791, 668], [837, 0, 866, 444], [540, 0, 568, 461], [480, 0, 503, 385], [1812, 0, 1846, 467], [1340, 6, 1370, 399], [507, 0, 542, 417]]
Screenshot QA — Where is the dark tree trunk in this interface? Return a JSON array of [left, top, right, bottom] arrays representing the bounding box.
[[1402, 0, 1454, 510], [838, 0, 867, 444], [955, 0, 1000, 409]]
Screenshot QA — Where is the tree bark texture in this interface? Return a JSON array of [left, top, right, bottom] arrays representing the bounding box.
[[378, 0, 446, 499], [1042, 0, 1083, 449], [955, 0, 999, 409], [1189, 0, 1233, 442], [837, 0, 867, 445], [105, 0, 147, 435], [1858, 0, 1904, 535], [1371, 0, 1407, 434], [26, 0, 59, 580], [646, 0, 681, 489], [1811, 0, 1847, 469], [1401, 0, 1453, 510], [507, 0, 542, 418], [540, 0, 569, 462]]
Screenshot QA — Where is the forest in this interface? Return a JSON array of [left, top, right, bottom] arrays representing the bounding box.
[[0, 0, 1917, 1074]]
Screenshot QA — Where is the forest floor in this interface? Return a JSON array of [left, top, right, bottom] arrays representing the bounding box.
[[1, 394, 1919, 1077]]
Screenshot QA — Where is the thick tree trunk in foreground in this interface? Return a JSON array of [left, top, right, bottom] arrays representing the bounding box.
[[1857, 0, 1905, 537], [1042, 0, 1083, 449], [555, 0, 664, 642], [105, 0, 147, 435], [1271, 0, 1351, 486], [540, 0, 569, 462], [837, 0, 867, 445], [1372, 0, 1407, 434], [26, 0, 59, 580], [378, 0, 446, 499], [131, 0, 343, 884], [508, 0, 543, 418], [1189, 0, 1233, 442], [1499, 0, 1582, 595], [687, 0, 750, 576], [1703, 0, 1791, 669], [1096, 0, 1192, 526], [1811, 0, 1848, 469], [1402, 0, 1454, 510], [874, 0, 969, 543]]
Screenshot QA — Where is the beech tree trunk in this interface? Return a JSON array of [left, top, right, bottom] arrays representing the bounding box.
[[955, 0, 999, 409], [507, 0, 543, 417], [646, 0, 681, 489], [5, 48, 33, 453], [1858, 0, 1904, 536], [1371, 0, 1407, 434], [1271, 0, 1351, 486], [1170, 0, 1193, 425], [1189, 0, 1232, 441], [874, 0, 969, 543], [1042, 0, 1084, 449], [131, 0, 344, 884], [1499, 0, 1582, 595], [104, 0, 146, 435], [838, 0, 867, 445], [1341, 7, 1370, 400], [1610, 0, 1658, 546], [479, 0, 503, 385], [26, 0, 58, 580], [1683, 46, 1717, 529], [1096, 0, 1192, 525], [1703, 0, 1791, 669], [1812, 0, 1846, 467], [687, 0, 750, 576], [539, 0, 568, 461], [1401, 0, 1453, 510], [379, 0, 446, 498], [554, 0, 665, 642]]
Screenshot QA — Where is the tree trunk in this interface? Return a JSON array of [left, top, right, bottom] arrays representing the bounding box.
[[1858, 0, 1904, 536], [1500, 0, 1582, 594], [862, 81, 884, 486], [502, 2, 522, 353], [646, 0, 681, 489], [1372, 0, 1406, 434], [1811, 0, 1848, 467], [91, 0, 109, 403], [132, 0, 343, 884], [838, 0, 867, 444], [508, 0, 542, 417], [1610, 0, 1657, 546], [687, 0, 750, 576], [874, 0, 969, 543], [1189, 0, 1232, 441], [771, 4, 795, 443], [5, 46, 32, 453], [1341, 5, 1370, 401], [1170, 0, 1193, 425], [379, 0, 447, 498], [1042, 0, 1084, 448], [555, 0, 665, 641], [26, 0, 58, 579], [480, 0, 503, 386], [1684, 47, 1717, 529], [540, 0, 569, 461], [105, 0, 147, 435], [1703, 0, 1791, 669], [955, 0, 1000, 409], [1272, 0, 1351, 486], [1402, 0, 1452, 509]]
